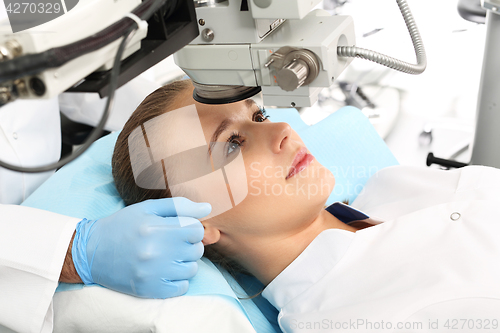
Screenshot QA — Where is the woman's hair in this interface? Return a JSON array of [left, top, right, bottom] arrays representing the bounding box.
[[112, 79, 192, 206]]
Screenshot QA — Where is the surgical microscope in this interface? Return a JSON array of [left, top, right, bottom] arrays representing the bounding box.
[[0, 0, 427, 173]]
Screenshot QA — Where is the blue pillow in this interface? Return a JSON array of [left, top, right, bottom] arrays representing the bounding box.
[[22, 106, 397, 332]]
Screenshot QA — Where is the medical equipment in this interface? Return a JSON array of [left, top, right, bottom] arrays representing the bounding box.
[[0, 0, 425, 173], [177, 0, 426, 107], [0, 0, 425, 106], [467, 0, 500, 168], [424, 0, 500, 169], [0, 0, 194, 103]]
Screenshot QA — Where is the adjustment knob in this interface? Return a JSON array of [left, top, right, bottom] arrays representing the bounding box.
[[276, 59, 309, 92]]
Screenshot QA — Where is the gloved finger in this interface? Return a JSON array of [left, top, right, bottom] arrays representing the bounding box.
[[152, 279, 190, 299], [162, 261, 199, 281], [139, 197, 212, 219], [176, 241, 204, 262], [172, 197, 212, 219], [145, 218, 204, 238], [139, 197, 211, 219], [135, 198, 181, 217], [181, 220, 205, 243]]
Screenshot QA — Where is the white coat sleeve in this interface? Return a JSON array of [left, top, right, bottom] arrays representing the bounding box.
[[0, 98, 61, 205], [0, 204, 80, 333]]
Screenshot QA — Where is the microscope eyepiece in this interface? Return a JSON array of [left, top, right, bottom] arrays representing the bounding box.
[[192, 81, 261, 104]]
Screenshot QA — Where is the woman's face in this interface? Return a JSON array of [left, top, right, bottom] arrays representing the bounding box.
[[167, 88, 335, 242]]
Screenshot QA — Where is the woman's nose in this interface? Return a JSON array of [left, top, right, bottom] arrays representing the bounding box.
[[269, 122, 292, 154]]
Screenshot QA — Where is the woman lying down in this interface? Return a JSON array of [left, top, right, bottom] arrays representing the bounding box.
[[111, 79, 500, 333]]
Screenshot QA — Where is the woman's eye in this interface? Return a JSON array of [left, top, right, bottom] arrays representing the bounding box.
[[227, 141, 239, 155], [253, 109, 269, 123], [226, 133, 243, 156], [223, 108, 268, 157]]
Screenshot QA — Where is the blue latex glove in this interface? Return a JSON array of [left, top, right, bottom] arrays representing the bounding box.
[[72, 197, 211, 298]]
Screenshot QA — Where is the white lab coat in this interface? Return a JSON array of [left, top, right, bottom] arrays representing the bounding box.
[[0, 205, 80, 333], [263, 165, 500, 333], [0, 98, 61, 204], [0, 99, 64, 332]]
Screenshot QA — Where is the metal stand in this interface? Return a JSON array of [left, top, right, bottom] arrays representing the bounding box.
[[469, 4, 500, 167], [427, 1, 500, 169]]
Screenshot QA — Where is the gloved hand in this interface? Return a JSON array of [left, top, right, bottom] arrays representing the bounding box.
[[72, 197, 211, 298]]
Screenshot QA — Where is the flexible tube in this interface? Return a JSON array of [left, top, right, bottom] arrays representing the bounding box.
[[337, 0, 427, 75]]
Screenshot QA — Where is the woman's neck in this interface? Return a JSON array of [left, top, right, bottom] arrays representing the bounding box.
[[231, 209, 358, 286]]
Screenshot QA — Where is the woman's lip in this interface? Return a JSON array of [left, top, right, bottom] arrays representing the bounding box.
[[286, 148, 314, 179]]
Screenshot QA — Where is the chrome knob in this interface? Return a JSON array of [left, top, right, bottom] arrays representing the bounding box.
[[276, 59, 309, 91], [266, 47, 320, 92]]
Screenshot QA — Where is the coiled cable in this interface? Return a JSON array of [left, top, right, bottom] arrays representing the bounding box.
[[337, 0, 427, 75]]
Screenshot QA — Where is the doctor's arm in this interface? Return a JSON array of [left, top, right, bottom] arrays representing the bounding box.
[[58, 198, 212, 292], [59, 231, 82, 283], [68, 197, 211, 298], [0, 198, 210, 333]]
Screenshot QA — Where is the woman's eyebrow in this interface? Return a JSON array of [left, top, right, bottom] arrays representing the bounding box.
[[245, 99, 257, 108], [209, 118, 232, 155]]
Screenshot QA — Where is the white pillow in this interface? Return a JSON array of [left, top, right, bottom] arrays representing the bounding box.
[[53, 287, 256, 333]]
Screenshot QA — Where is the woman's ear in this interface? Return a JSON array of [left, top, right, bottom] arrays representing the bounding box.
[[202, 224, 221, 245]]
